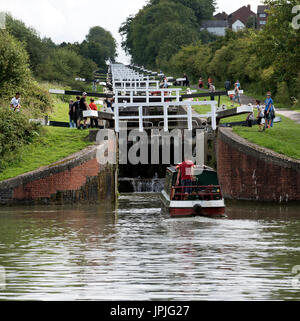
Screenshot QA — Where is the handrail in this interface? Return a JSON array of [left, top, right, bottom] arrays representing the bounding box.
[[171, 185, 223, 201]]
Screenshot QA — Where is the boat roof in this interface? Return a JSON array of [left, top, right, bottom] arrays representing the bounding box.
[[167, 165, 216, 174]]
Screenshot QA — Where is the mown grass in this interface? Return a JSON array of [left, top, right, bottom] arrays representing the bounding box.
[[233, 115, 300, 160], [192, 95, 246, 122], [0, 127, 93, 181]]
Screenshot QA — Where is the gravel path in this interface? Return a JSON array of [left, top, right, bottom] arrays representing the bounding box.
[[276, 110, 300, 124]]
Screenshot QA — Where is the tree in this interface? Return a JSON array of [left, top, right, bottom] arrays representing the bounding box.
[[0, 30, 51, 114], [246, 15, 258, 29], [119, 0, 205, 68], [149, 0, 216, 24], [5, 15, 54, 76], [0, 30, 31, 93], [254, 0, 300, 96], [80, 26, 117, 67]]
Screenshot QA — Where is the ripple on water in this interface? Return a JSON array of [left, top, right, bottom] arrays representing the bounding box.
[[0, 194, 299, 300]]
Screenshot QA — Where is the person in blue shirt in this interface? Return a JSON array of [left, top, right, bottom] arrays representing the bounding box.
[[264, 92, 274, 129]]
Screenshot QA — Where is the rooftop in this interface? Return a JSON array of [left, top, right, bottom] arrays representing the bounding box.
[[257, 5, 270, 14]]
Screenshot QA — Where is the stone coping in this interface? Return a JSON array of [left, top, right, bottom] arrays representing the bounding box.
[[0, 144, 98, 190], [218, 128, 300, 171]]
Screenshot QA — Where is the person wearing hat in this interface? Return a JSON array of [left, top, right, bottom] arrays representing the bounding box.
[[78, 92, 90, 130]]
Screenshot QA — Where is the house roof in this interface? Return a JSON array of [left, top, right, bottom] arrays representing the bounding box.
[[201, 20, 228, 28], [228, 5, 256, 26], [214, 12, 228, 21], [257, 5, 270, 14]]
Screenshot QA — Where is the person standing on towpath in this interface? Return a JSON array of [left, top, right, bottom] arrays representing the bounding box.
[[79, 92, 90, 130], [232, 83, 242, 106], [264, 91, 274, 130], [256, 100, 264, 132]]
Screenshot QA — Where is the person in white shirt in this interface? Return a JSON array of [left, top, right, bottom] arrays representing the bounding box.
[[10, 93, 22, 112], [209, 83, 216, 101]]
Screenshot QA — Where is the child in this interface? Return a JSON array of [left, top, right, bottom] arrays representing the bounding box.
[[256, 100, 264, 132], [246, 110, 254, 127], [68, 100, 75, 128]]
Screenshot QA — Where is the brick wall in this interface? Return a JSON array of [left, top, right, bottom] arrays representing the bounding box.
[[0, 144, 116, 205], [217, 128, 300, 202]]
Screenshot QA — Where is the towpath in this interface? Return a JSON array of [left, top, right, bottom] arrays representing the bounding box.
[[276, 110, 300, 124]]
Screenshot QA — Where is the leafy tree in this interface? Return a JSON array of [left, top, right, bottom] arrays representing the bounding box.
[[0, 30, 31, 91], [246, 15, 258, 29], [169, 42, 212, 82], [5, 15, 54, 75], [254, 0, 300, 96], [80, 26, 117, 67], [38, 47, 96, 85], [120, 0, 203, 68], [0, 30, 51, 114], [149, 0, 216, 24]]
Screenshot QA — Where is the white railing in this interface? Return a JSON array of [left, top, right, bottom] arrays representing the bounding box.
[[114, 100, 217, 133], [110, 63, 218, 133]]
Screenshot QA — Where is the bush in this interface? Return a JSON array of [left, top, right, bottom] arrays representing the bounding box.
[[0, 30, 30, 93], [0, 108, 41, 171], [0, 30, 52, 115], [276, 82, 290, 105]]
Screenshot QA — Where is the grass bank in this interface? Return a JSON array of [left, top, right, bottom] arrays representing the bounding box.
[[0, 127, 93, 181], [233, 116, 300, 160]]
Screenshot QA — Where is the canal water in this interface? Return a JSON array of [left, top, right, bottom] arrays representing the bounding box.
[[0, 194, 299, 301]]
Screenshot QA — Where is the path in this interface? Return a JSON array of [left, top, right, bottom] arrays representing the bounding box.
[[276, 110, 300, 124]]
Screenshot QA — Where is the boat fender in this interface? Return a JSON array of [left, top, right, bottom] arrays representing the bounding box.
[[193, 204, 202, 214]]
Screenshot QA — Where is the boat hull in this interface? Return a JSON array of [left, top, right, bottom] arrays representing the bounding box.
[[161, 190, 226, 218]]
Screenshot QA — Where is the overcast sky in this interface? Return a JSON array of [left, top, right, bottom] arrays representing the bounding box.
[[0, 0, 263, 64]]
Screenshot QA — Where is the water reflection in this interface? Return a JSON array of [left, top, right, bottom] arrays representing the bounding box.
[[0, 195, 299, 300]]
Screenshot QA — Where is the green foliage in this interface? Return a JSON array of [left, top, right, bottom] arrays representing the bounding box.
[[5, 15, 55, 75], [167, 0, 300, 107], [6, 14, 116, 82], [80, 26, 117, 68], [0, 30, 51, 115], [36, 47, 97, 89], [0, 30, 31, 91], [276, 82, 290, 105], [169, 42, 212, 82], [0, 108, 41, 171], [86, 26, 117, 59], [149, 0, 216, 25], [120, 0, 215, 68]]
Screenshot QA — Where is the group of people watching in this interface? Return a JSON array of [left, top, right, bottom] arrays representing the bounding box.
[[68, 92, 114, 130], [247, 92, 276, 131]]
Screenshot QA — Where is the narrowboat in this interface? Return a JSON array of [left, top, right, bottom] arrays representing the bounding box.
[[161, 165, 226, 218]]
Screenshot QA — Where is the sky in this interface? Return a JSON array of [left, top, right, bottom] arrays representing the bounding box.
[[0, 0, 264, 64]]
